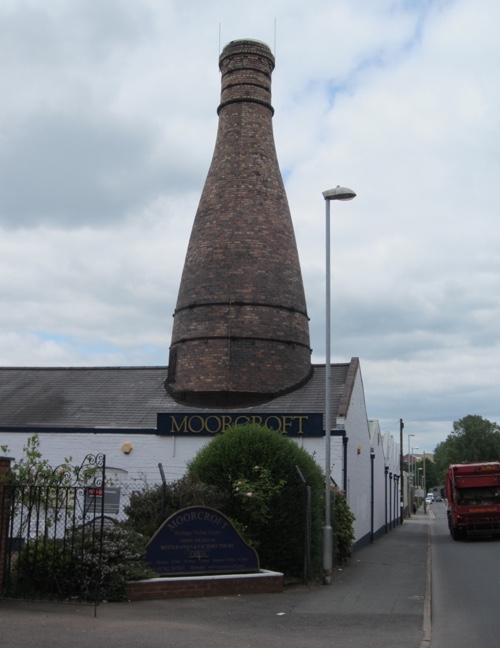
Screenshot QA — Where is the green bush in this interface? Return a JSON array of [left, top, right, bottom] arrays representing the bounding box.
[[187, 424, 327, 577], [332, 490, 355, 565], [124, 475, 229, 539], [13, 537, 75, 599], [13, 525, 154, 602], [73, 524, 154, 602]]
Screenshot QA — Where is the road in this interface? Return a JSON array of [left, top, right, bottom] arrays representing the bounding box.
[[430, 500, 500, 647]]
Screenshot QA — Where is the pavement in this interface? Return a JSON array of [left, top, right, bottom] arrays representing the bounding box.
[[0, 509, 431, 648]]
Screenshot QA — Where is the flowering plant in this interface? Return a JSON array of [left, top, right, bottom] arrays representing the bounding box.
[[231, 466, 286, 548]]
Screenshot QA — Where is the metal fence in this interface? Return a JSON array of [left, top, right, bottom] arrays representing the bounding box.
[[1, 454, 106, 610], [1, 458, 321, 603]]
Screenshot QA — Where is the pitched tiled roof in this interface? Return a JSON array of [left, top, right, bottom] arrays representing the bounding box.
[[0, 360, 359, 431]]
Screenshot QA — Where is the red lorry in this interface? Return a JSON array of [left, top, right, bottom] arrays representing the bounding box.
[[446, 462, 500, 541]]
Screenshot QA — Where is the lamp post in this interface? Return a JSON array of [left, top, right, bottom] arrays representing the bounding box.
[[412, 447, 419, 484], [407, 433, 414, 517], [412, 447, 419, 513], [322, 185, 356, 584]]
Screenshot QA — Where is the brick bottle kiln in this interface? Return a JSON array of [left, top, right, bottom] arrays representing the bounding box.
[[167, 39, 312, 406]]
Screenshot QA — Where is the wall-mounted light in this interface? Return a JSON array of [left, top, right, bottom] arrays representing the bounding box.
[[121, 442, 133, 454]]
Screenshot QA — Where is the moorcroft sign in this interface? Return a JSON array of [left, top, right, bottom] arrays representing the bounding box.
[[157, 412, 323, 437], [146, 506, 259, 575]]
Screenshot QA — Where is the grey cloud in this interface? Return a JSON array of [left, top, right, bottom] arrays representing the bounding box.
[[0, 113, 201, 228], [307, 287, 499, 364], [0, 2, 153, 65]]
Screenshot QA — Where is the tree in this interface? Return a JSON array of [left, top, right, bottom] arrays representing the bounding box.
[[422, 456, 439, 490], [434, 415, 500, 481], [0, 434, 99, 537]]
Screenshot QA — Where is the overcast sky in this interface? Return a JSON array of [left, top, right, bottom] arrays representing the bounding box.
[[1, 0, 499, 453]]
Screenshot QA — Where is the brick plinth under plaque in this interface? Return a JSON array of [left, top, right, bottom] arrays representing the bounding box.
[[126, 570, 283, 601]]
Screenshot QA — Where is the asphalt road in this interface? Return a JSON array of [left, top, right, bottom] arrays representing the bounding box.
[[0, 514, 429, 648], [429, 500, 500, 648]]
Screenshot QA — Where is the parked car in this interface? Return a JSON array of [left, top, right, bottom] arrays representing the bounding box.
[[425, 496, 433, 504]]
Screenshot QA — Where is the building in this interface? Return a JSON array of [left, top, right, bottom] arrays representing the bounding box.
[[0, 40, 400, 548], [0, 359, 400, 546]]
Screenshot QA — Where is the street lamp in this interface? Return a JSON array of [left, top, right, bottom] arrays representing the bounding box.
[[407, 433, 415, 459], [322, 185, 356, 584], [407, 433, 415, 517], [412, 447, 419, 483], [412, 447, 419, 513]]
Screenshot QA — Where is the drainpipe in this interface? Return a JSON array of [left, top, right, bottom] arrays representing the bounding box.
[[370, 449, 375, 543], [394, 475, 399, 525], [342, 436, 348, 493], [390, 472, 393, 529], [384, 466, 389, 533]]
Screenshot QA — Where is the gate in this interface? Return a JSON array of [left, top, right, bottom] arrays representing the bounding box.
[[1, 453, 106, 609]]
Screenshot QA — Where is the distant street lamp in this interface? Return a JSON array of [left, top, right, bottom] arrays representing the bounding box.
[[407, 433, 415, 517], [407, 433, 415, 460], [412, 447, 419, 512], [322, 185, 356, 585], [412, 447, 419, 484]]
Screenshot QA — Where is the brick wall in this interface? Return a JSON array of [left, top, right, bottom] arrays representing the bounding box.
[[126, 571, 283, 601]]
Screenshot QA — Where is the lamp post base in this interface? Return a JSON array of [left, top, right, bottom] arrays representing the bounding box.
[[323, 525, 333, 584]]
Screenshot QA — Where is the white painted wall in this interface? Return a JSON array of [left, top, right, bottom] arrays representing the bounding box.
[[0, 367, 401, 547], [342, 368, 372, 543]]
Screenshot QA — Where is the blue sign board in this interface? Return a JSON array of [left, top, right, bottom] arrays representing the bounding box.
[[157, 412, 323, 437], [146, 506, 259, 576]]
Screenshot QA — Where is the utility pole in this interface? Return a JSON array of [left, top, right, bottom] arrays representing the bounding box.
[[423, 452, 427, 515], [400, 418, 404, 524]]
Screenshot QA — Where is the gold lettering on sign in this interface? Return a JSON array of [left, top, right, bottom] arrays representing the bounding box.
[[188, 416, 204, 433], [170, 415, 188, 433], [167, 414, 311, 435], [205, 416, 222, 433]]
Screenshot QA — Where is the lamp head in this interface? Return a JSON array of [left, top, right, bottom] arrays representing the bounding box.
[[323, 185, 356, 201]]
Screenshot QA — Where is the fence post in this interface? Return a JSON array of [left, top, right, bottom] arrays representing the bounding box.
[[0, 456, 13, 593]]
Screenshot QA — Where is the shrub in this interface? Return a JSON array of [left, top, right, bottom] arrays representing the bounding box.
[[187, 424, 327, 577], [124, 475, 229, 539], [13, 524, 154, 602], [13, 537, 75, 599], [333, 490, 355, 565], [73, 523, 154, 602], [123, 483, 164, 539]]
